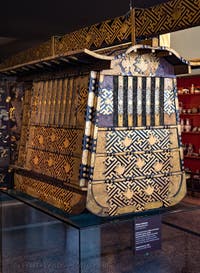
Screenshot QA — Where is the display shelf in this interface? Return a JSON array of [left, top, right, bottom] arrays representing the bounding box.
[[182, 131, 200, 135], [177, 75, 200, 181], [180, 114, 200, 117], [178, 93, 200, 96], [184, 155, 200, 160]]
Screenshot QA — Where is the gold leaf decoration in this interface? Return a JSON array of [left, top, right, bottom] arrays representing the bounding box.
[[148, 134, 157, 146], [50, 133, 56, 142], [144, 185, 154, 196], [47, 158, 54, 167], [136, 158, 145, 169], [123, 188, 134, 199], [64, 163, 71, 174], [122, 136, 132, 147], [33, 156, 39, 165], [38, 135, 44, 145], [63, 138, 70, 148], [154, 161, 163, 172], [115, 164, 125, 175]]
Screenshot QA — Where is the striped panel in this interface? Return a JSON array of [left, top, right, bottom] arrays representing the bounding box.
[[151, 78, 155, 126], [40, 81, 48, 125], [54, 79, 63, 125], [137, 76, 142, 126], [118, 76, 123, 126], [146, 77, 151, 126], [30, 75, 89, 128], [128, 77, 133, 126], [155, 77, 160, 126], [132, 77, 137, 127], [59, 79, 67, 126], [159, 77, 165, 125], [113, 76, 118, 127], [98, 76, 176, 128], [44, 80, 53, 125]]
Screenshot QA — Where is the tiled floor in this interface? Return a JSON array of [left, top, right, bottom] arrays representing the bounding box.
[[1, 192, 200, 273]]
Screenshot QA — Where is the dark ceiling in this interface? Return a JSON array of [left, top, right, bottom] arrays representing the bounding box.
[[0, 0, 169, 61]]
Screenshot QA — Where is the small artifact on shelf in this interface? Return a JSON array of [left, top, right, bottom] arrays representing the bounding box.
[[191, 84, 195, 94], [194, 88, 200, 94], [187, 143, 193, 156], [191, 107, 198, 114], [183, 144, 187, 155], [192, 127, 198, 132], [184, 118, 191, 132], [182, 88, 190, 94]]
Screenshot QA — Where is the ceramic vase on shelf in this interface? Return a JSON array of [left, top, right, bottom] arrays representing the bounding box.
[[184, 118, 191, 132], [191, 84, 194, 94]]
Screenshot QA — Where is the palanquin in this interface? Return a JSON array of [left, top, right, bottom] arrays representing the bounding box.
[[0, 0, 197, 216]]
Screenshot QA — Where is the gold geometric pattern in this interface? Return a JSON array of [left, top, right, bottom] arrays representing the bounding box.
[[54, 15, 132, 55], [0, 40, 52, 69], [135, 0, 200, 38], [26, 148, 82, 184], [14, 173, 86, 214], [0, 0, 199, 70], [105, 175, 171, 216], [28, 126, 83, 156]]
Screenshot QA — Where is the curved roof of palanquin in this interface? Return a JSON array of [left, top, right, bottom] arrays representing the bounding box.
[[0, 44, 190, 76], [116, 45, 190, 75], [0, 48, 113, 76]]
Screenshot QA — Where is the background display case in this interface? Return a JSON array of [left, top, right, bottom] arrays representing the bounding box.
[[177, 75, 200, 194]]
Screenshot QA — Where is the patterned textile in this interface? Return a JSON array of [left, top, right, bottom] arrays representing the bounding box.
[[86, 47, 186, 216]]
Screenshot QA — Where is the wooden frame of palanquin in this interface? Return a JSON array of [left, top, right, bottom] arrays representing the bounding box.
[[0, 0, 199, 216], [0, 0, 199, 72]]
